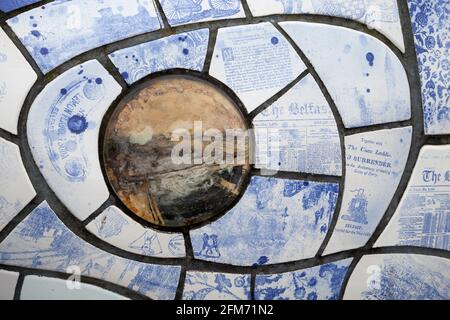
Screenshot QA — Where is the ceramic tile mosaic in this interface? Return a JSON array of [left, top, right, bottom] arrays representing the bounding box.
[[281, 21, 411, 128], [159, 0, 245, 26], [344, 254, 450, 300], [0, 28, 37, 135], [0, 0, 40, 13], [0, 270, 19, 300], [20, 275, 128, 300]]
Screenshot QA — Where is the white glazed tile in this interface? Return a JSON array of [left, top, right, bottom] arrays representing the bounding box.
[[20, 275, 129, 300], [0, 138, 36, 232], [160, 0, 245, 26], [7, 0, 162, 73], [27, 60, 121, 220], [253, 74, 342, 176], [247, 0, 405, 52], [255, 258, 352, 300], [191, 176, 339, 266], [86, 206, 185, 258], [0, 201, 181, 300], [109, 29, 209, 85], [183, 272, 251, 300], [0, 270, 19, 300], [0, 28, 37, 135], [324, 127, 412, 255], [209, 22, 306, 113], [281, 22, 411, 128], [343, 254, 450, 300], [375, 145, 450, 251]]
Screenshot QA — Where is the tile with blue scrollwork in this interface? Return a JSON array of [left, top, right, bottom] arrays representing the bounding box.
[[255, 258, 352, 300], [86, 206, 186, 258], [7, 0, 162, 73], [109, 29, 209, 85], [0, 201, 181, 300], [0, 0, 40, 12], [191, 176, 339, 266], [281, 22, 411, 128], [408, 0, 450, 135], [160, 0, 245, 26], [0, 270, 19, 300], [183, 272, 251, 300], [344, 254, 450, 300], [27, 60, 121, 220], [376, 145, 450, 251]]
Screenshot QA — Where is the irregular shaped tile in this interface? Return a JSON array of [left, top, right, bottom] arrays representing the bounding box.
[[0, 29, 37, 135], [255, 258, 352, 300], [86, 206, 186, 258], [324, 127, 412, 255], [0, 138, 36, 232], [375, 145, 450, 250], [253, 74, 342, 176], [191, 176, 339, 266], [247, 0, 405, 52], [281, 22, 411, 128], [344, 254, 450, 300], [0, 201, 181, 300], [160, 0, 245, 26], [209, 22, 306, 112], [408, 0, 449, 134], [0, 270, 19, 300], [27, 60, 121, 220], [20, 275, 128, 300], [109, 29, 209, 85], [183, 272, 251, 300], [0, 0, 40, 12], [7, 0, 162, 73]]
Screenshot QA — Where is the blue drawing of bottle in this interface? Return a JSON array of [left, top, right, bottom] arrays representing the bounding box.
[[342, 188, 369, 225]]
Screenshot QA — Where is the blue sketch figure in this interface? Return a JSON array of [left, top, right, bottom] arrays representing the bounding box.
[[129, 231, 163, 256], [199, 233, 220, 258], [342, 189, 369, 225], [161, 0, 203, 23], [276, 0, 303, 14]]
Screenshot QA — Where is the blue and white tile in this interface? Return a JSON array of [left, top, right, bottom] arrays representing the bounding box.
[[191, 176, 339, 266], [324, 127, 412, 255], [281, 22, 411, 128], [109, 29, 209, 85], [0, 201, 181, 300], [0, 28, 37, 135], [247, 0, 405, 52], [27, 60, 121, 220], [86, 206, 185, 258], [160, 0, 245, 26], [209, 22, 306, 112], [408, 0, 449, 135], [0, 138, 36, 232], [344, 254, 450, 300], [0, 0, 40, 12], [7, 0, 162, 74], [255, 258, 352, 300], [0, 270, 19, 300], [20, 275, 129, 300], [375, 145, 450, 251], [253, 74, 342, 176], [183, 272, 251, 300]]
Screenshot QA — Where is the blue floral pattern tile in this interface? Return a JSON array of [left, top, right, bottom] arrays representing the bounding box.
[[7, 0, 162, 74], [209, 22, 306, 112], [376, 145, 450, 251], [0, 0, 40, 13], [408, 0, 449, 135], [160, 0, 245, 26], [344, 254, 450, 300], [109, 29, 209, 85], [86, 206, 185, 258], [281, 21, 411, 128], [183, 272, 251, 300], [27, 60, 121, 220], [191, 176, 339, 266], [255, 259, 352, 300], [324, 127, 412, 255], [253, 74, 342, 176], [0, 201, 181, 300], [0, 270, 19, 300]]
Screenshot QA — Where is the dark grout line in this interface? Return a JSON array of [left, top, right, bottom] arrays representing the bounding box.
[[250, 271, 256, 300], [175, 266, 187, 300], [344, 120, 413, 136], [97, 54, 129, 91], [81, 194, 117, 227], [251, 168, 341, 184], [240, 0, 254, 19], [0, 127, 19, 144], [153, 0, 172, 30], [13, 273, 25, 300], [202, 27, 218, 73]]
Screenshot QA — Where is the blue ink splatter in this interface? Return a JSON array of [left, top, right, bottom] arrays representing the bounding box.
[[182, 48, 189, 55], [366, 52, 375, 66], [67, 115, 88, 134], [271, 37, 279, 45], [40, 47, 49, 55]]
